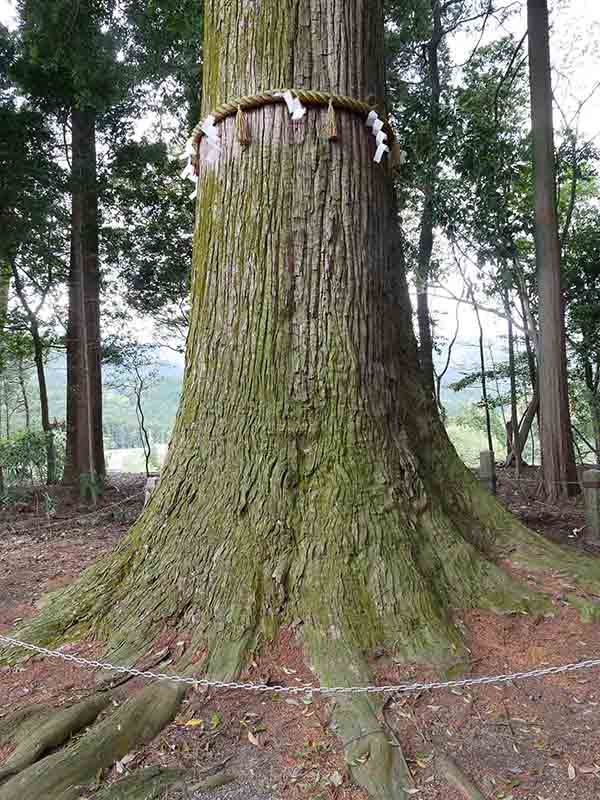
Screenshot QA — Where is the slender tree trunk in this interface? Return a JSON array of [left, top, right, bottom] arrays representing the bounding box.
[[63, 108, 105, 495], [517, 284, 538, 407], [505, 287, 521, 474], [17, 358, 30, 430], [133, 369, 152, 478], [584, 358, 600, 463], [9, 260, 56, 483], [595, 408, 600, 465], [0, 263, 8, 494], [527, 0, 578, 500], [0, 262, 9, 343], [467, 290, 494, 454], [30, 322, 56, 484], [2, 380, 9, 438], [416, 0, 442, 399], [506, 392, 539, 466]]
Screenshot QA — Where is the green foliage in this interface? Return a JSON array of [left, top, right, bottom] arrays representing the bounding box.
[[446, 420, 504, 468], [451, 402, 506, 448], [124, 0, 203, 131], [564, 206, 600, 369], [449, 35, 533, 262], [0, 428, 64, 486], [13, 0, 127, 113], [449, 352, 530, 400], [0, 97, 67, 267], [102, 140, 192, 334]]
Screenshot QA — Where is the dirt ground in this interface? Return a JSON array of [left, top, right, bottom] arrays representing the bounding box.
[[1, 468, 600, 799]]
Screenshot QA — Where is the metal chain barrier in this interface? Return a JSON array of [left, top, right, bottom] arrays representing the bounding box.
[[2, 633, 600, 696]]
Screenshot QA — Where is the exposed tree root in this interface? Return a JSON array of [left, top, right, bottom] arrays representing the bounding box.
[[2, 437, 599, 800], [94, 767, 187, 800], [0, 694, 110, 782], [94, 766, 235, 799], [306, 634, 415, 800], [0, 705, 52, 748], [0, 683, 184, 800], [435, 752, 486, 800], [334, 694, 414, 800]]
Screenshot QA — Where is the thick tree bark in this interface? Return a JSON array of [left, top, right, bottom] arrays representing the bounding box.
[[527, 0, 578, 499], [7, 0, 515, 695], [3, 4, 577, 799], [63, 108, 105, 493], [416, 0, 443, 400]]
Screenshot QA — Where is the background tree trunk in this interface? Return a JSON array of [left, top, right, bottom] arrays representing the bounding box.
[[0, 262, 9, 493], [63, 108, 105, 494], [527, 0, 578, 500], [584, 358, 600, 463], [0, 262, 9, 340], [416, 0, 443, 400], [17, 357, 30, 430], [505, 286, 521, 474]]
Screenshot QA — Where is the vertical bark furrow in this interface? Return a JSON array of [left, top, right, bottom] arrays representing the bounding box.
[[7, 1, 536, 699]]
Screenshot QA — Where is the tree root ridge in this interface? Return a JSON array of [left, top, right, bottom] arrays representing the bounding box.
[[0, 695, 110, 782], [0, 706, 53, 749], [0, 684, 184, 800], [94, 767, 187, 800], [0, 694, 110, 783], [95, 766, 235, 799], [306, 629, 415, 800], [435, 752, 486, 800]]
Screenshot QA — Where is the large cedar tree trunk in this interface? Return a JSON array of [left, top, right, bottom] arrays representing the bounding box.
[[3, 4, 587, 799], [63, 108, 106, 491], [527, 0, 578, 500]]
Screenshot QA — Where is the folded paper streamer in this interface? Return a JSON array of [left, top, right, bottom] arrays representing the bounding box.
[[179, 139, 199, 199], [200, 115, 222, 166], [179, 115, 222, 199], [182, 90, 408, 198], [366, 109, 390, 163], [275, 90, 307, 120]]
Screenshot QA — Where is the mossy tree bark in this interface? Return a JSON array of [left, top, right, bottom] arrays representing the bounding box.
[[5, 2, 600, 799]]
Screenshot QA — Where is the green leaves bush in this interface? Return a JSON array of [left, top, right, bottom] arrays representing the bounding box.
[[0, 428, 64, 486]]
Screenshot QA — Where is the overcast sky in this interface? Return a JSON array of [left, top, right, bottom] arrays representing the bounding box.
[[2, 0, 599, 360]]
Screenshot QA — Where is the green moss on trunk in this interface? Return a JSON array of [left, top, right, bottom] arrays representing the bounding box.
[[4, 3, 599, 799]]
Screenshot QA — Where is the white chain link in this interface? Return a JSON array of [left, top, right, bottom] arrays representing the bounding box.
[[2, 633, 600, 696]]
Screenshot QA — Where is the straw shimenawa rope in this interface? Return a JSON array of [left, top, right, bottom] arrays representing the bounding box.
[[190, 89, 402, 168]]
